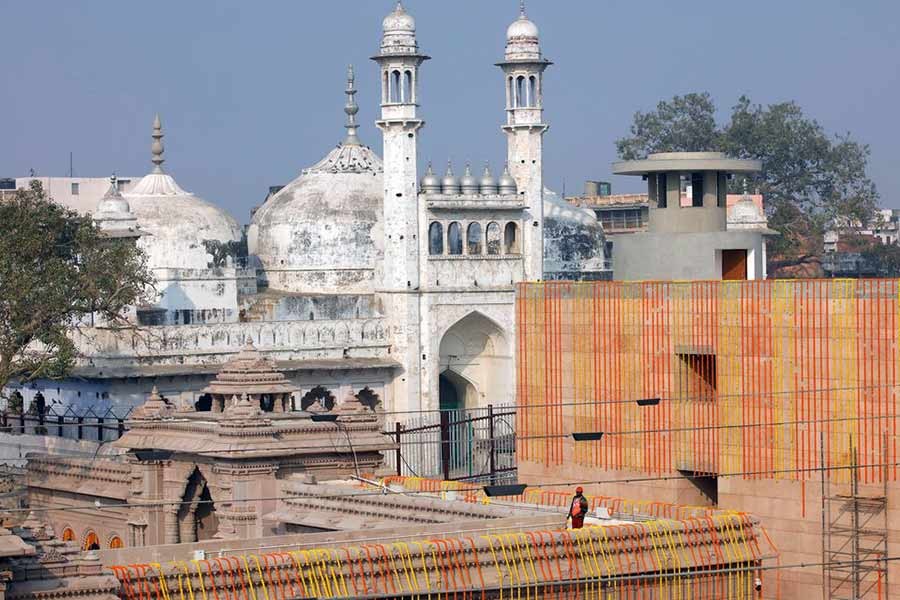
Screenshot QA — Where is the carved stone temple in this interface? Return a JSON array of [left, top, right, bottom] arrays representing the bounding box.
[[26, 344, 396, 547]]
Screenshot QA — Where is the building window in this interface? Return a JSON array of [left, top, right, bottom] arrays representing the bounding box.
[[429, 222, 444, 255], [403, 70, 413, 103], [656, 173, 667, 208], [504, 222, 520, 254], [486, 222, 502, 255], [691, 173, 704, 207], [390, 70, 402, 103], [83, 531, 100, 551], [61, 527, 76, 542], [71, 182, 80, 196], [528, 76, 537, 107], [301, 386, 336, 411], [448, 222, 463, 255], [516, 76, 526, 108], [108, 535, 124, 549], [356, 387, 381, 411], [467, 222, 483, 255]]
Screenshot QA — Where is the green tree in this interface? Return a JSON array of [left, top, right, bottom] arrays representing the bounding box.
[[0, 181, 153, 400], [616, 93, 720, 160], [616, 94, 879, 276]]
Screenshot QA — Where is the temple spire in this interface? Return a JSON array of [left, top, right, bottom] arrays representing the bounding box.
[[151, 114, 165, 173], [344, 65, 360, 145]]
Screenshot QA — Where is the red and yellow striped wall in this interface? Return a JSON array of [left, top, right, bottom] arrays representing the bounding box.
[[516, 279, 899, 483]]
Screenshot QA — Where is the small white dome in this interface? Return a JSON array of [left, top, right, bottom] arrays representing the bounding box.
[[420, 162, 441, 193], [383, 2, 415, 33], [507, 16, 539, 41]]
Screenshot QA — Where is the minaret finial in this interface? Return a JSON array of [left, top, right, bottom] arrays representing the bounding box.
[[520, 0, 526, 17], [151, 114, 164, 173], [343, 64, 360, 145]]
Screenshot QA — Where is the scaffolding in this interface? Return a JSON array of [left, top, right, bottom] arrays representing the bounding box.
[[822, 445, 888, 600]]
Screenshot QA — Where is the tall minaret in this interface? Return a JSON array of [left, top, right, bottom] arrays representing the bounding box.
[[373, 2, 430, 412], [498, 1, 551, 280], [373, 1, 428, 290]]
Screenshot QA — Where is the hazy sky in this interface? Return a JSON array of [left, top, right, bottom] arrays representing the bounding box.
[[3, 1, 898, 220]]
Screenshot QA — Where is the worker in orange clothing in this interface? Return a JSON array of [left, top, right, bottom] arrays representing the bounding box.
[[567, 486, 589, 529]]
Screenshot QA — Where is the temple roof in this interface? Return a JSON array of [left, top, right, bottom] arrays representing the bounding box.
[[201, 342, 298, 397]]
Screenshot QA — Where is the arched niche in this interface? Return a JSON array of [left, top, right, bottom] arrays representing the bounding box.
[[438, 312, 511, 410]]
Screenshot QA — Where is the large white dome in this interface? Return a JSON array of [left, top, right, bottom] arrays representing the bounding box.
[[125, 116, 241, 271], [127, 173, 242, 270], [249, 143, 384, 295]]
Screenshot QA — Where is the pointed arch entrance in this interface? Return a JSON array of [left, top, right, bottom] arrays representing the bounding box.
[[438, 312, 510, 411], [176, 468, 218, 543]]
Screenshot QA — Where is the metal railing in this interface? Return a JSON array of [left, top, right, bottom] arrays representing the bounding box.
[[385, 404, 517, 483], [0, 407, 132, 442]]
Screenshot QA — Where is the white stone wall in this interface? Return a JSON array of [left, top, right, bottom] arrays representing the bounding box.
[[71, 319, 390, 368]]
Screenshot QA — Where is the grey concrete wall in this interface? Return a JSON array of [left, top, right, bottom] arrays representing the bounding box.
[[612, 230, 766, 281]]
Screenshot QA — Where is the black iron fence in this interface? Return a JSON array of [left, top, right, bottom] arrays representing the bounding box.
[[385, 404, 517, 483], [0, 407, 133, 442]]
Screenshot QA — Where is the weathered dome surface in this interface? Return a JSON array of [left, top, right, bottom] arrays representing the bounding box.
[[543, 188, 608, 280], [381, 2, 418, 54], [127, 172, 242, 270], [249, 143, 385, 295]]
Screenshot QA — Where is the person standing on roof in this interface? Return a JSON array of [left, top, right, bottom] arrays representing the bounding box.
[[567, 486, 589, 529]]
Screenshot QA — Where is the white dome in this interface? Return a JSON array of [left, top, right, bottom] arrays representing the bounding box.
[[383, 2, 415, 33], [249, 143, 384, 294], [543, 188, 608, 278], [126, 172, 242, 270], [507, 16, 539, 41]]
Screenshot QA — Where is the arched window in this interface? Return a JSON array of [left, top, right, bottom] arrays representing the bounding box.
[[301, 386, 336, 411], [356, 387, 381, 411], [83, 531, 100, 551], [382, 71, 389, 103], [448, 222, 463, 255], [403, 70, 413, 103], [508, 77, 515, 108], [390, 70, 402, 103], [504, 222, 520, 254], [516, 76, 526, 108], [429, 222, 444, 255], [528, 76, 537, 107], [61, 527, 76, 542], [194, 393, 212, 412], [486, 222, 502, 255], [108, 536, 124, 549], [467, 222, 483, 255]]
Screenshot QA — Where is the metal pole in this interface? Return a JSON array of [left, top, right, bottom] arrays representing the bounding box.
[[440, 410, 451, 481], [394, 422, 402, 477], [488, 404, 497, 484]]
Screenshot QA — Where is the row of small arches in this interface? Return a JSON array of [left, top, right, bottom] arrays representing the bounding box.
[[507, 75, 540, 109], [383, 69, 415, 104], [429, 221, 520, 256], [62, 527, 123, 551]]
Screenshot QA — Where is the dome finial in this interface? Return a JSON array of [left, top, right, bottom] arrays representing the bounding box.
[[343, 64, 360, 145], [520, 0, 526, 17], [151, 114, 165, 173]]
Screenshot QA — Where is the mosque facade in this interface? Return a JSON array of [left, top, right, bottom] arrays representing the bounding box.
[[7, 3, 608, 418]]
